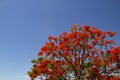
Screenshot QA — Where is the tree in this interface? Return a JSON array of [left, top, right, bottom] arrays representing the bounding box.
[[27, 24, 120, 80]]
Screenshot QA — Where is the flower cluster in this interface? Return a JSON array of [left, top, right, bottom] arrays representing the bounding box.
[[28, 24, 120, 80]]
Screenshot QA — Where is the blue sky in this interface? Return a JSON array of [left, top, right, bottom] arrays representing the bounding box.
[[0, 0, 120, 80]]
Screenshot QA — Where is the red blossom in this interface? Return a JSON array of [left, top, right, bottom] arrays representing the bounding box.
[[38, 51, 43, 56], [100, 50, 104, 55], [92, 67, 99, 74], [84, 25, 90, 31], [48, 35, 53, 40], [107, 32, 116, 37]]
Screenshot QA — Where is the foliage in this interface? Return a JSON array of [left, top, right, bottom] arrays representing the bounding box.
[[27, 24, 120, 80]]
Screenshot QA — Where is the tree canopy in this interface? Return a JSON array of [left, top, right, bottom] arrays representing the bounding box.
[[28, 24, 120, 80]]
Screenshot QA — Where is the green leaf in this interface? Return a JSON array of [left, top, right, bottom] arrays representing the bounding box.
[[81, 73, 87, 76], [27, 71, 32, 75], [55, 77, 62, 80], [83, 62, 92, 68], [47, 63, 54, 69], [31, 59, 36, 63], [74, 78, 79, 80], [99, 62, 104, 67], [107, 51, 111, 57], [36, 57, 44, 62], [31, 78, 34, 80]]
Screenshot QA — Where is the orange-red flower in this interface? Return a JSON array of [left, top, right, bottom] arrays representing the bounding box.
[[48, 35, 53, 40], [84, 25, 90, 31], [107, 32, 116, 37], [38, 51, 43, 56]]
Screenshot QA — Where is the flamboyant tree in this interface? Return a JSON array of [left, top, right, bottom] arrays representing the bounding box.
[[28, 24, 120, 80]]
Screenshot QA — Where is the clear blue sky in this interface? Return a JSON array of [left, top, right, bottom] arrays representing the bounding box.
[[0, 0, 120, 80]]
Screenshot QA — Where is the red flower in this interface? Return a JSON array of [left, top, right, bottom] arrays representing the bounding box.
[[38, 51, 43, 56], [62, 32, 68, 35], [107, 32, 116, 37], [59, 70, 64, 76], [74, 41, 79, 46], [96, 30, 102, 37], [48, 35, 53, 40], [53, 37, 58, 41], [39, 64, 45, 69], [100, 51, 104, 55], [63, 51, 68, 56], [43, 59, 51, 64], [103, 61, 108, 66], [84, 25, 90, 31], [92, 67, 99, 74], [110, 49, 115, 54]]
